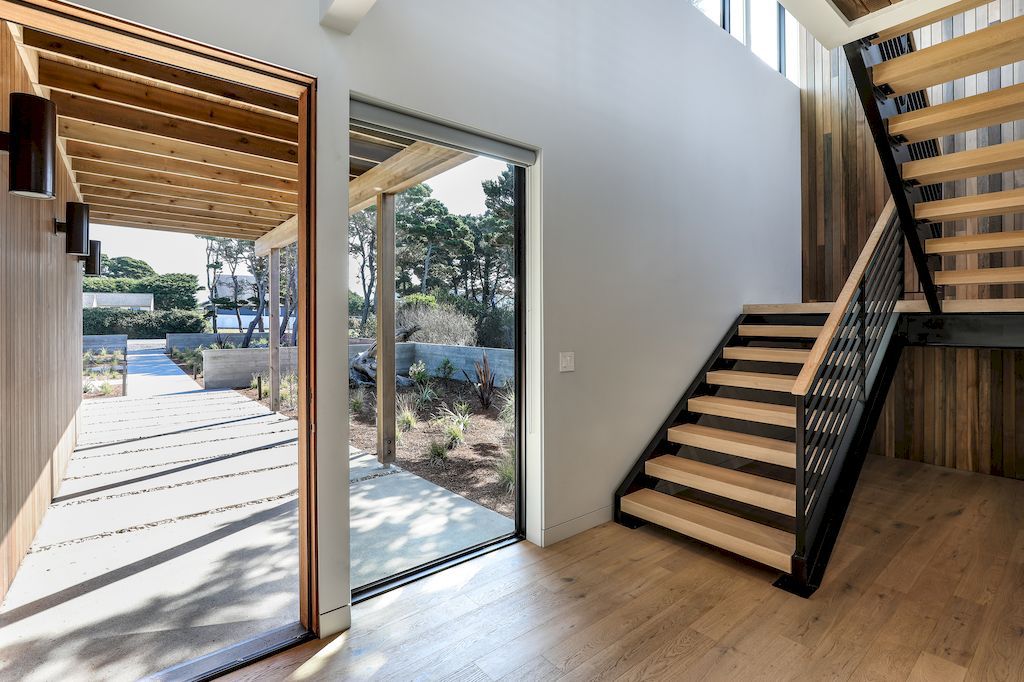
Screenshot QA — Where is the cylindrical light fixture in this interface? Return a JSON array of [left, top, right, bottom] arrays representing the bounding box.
[[54, 202, 90, 256], [3, 93, 57, 199], [84, 240, 101, 276]]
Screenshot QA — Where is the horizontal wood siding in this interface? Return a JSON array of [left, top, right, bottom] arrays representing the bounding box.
[[1, 21, 81, 600]]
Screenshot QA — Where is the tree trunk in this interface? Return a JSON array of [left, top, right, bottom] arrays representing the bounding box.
[[241, 283, 265, 348], [350, 324, 420, 386], [421, 243, 433, 293]]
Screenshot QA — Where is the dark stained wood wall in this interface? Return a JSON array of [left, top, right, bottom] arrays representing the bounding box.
[[798, 17, 1024, 479], [798, 26, 889, 304], [1, 21, 82, 600]]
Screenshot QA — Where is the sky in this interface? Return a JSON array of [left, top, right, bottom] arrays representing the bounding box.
[[91, 155, 509, 296]]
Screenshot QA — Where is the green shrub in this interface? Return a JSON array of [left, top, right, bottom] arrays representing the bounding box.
[[427, 439, 449, 465], [436, 403, 471, 434], [408, 360, 429, 385], [350, 386, 367, 413], [414, 384, 438, 409], [443, 421, 465, 449], [496, 445, 516, 494], [83, 273, 200, 310], [398, 293, 437, 310], [397, 396, 418, 432], [83, 308, 205, 338], [478, 308, 514, 349], [437, 358, 456, 380]]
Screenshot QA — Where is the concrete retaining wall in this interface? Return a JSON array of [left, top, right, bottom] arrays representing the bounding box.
[[201, 341, 513, 389], [166, 332, 272, 352], [202, 347, 298, 389], [83, 334, 128, 352]]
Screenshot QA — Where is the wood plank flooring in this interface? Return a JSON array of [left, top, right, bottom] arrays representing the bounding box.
[[226, 456, 1024, 681]]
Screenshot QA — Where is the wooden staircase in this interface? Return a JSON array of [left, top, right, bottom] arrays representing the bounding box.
[[616, 201, 907, 596], [617, 312, 819, 572], [858, 11, 1024, 296]]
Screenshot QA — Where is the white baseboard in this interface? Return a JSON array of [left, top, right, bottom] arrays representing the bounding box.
[[540, 504, 613, 546], [318, 604, 351, 637]]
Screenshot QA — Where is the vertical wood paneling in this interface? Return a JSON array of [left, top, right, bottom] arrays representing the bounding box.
[[800, 27, 890, 303], [1, 21, 81, 600], [799, 17, 1024, 478]]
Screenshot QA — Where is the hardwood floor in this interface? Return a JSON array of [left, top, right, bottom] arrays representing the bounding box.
[[226, 456, 1024, 681]]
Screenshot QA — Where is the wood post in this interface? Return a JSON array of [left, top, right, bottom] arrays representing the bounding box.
[[376, 192, 396, 466], [269, 245, 281, 411]]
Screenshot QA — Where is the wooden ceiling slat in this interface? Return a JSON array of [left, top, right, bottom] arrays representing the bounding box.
[[66, 141, 297, 193], [38, 58, 298, 142], [350, 125, 415, 148], [79, 186, 291, 220], [90, 202, 272, 232], [78, 176, 296, 213], [350, 158, 376, 177], [59, 118, 298, 179], [91, 216, 267, 240], [51, 91, 298, 162], [20, 26, 300, 115], [82, 194, 284, 226]]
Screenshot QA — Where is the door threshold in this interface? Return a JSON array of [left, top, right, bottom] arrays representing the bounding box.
[[144, 621, 313, 682], [352, 533, 523, 604]]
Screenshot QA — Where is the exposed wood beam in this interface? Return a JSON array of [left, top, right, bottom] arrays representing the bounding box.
[[78, 176, 296, 213], [82, 194, 284, 226], [51, 91, 298, 162], [90, 203, 274, 231], [38, 58, 298, 142], [349, 141, 475, 214], [90, 217, 267, 240], [68, 150, 296, 195], [59, 118, 298, 179], [18, 25, 302, 113], [349, 137, 403, 164], [254, 215, 299, 257], [91, 209, 269, 237]]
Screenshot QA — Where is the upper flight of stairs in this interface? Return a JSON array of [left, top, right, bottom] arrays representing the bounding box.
[[864, 12, 1024, 293], [618, 312, 825, 576]]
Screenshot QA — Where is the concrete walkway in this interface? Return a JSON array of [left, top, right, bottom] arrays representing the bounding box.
[[0, 346, 513, 681]]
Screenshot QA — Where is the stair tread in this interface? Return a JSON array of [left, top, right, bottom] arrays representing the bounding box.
[[688, 395, 797, 428], [668, 423, 796, 468], [646, 455, 796, 516], [872, 0, 992, 44], [916, 188, 1024, 223], [707, 369, 796, 393], [737, 324, 823, 338], [934, 266, 1024, 286], [621, 489, 794, 571], [872, 15, 1024, 96], [926, 230, 1024, 256], [903, 139, 1024, 185], [723, 346, 809, 364], [888, 82, 1024, 143]]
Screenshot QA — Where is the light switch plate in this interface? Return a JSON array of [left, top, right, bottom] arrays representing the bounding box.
[[559, 351, 575, 373]]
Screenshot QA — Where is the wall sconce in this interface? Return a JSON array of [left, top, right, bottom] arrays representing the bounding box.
[[0, 92, 57, 199], [54, 202, 90, 256], [82, 240, 101, 276]]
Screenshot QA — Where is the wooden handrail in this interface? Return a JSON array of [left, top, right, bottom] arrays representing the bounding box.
[[792, 197, 897, 396]]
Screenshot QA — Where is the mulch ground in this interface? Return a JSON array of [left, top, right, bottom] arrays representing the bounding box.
[[239, 378, 515, 518]]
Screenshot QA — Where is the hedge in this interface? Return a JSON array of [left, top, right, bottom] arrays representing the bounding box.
[[83, 308, 206, 338], [83, 273, 200, 310]]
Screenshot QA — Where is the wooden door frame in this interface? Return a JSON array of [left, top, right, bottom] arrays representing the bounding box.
[[0, 0, 321, 635]]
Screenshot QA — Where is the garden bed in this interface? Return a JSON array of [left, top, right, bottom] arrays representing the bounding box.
[[238, 378, 515, 518]]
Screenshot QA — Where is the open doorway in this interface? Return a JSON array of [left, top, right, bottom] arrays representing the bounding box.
[[347, 105, 531, 593], [0, 4, 318, 680]]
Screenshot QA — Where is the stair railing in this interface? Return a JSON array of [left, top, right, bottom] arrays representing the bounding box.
[[788, 197, 903, 589]]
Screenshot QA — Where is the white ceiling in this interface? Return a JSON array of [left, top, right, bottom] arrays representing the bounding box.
[[782, 0, 965, 48]]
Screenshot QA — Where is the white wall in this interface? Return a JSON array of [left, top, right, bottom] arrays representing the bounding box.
[[73, 0, 801, 632]]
